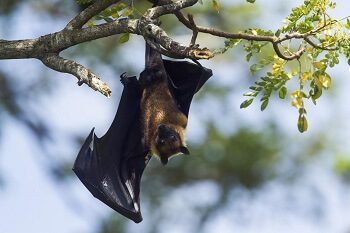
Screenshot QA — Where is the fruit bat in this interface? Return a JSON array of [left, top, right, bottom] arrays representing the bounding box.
[[73, 43, 212, 223], [139, 43, 191, 165]]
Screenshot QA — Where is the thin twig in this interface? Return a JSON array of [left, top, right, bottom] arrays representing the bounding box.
[[272, 43, 305, 60], [304, 37, 337, 51], [145, 0, 198, 19], [188, 14, 198, 46]]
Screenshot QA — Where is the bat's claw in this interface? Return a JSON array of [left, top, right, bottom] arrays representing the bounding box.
[[120, 72, 137, 86], [190, 44, 200, 49]]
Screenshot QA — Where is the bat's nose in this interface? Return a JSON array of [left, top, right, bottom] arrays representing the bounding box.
[[158, 124, 167, 130], [158, 124, 170, 137]]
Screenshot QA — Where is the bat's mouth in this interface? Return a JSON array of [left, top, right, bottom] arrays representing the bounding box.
[[160, 155, 168, 165]]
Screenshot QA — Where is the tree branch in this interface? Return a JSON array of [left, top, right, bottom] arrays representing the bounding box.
[[188, 14, 198, 46], [0, 0, 339, 96], [145, 0, 198, 19], [0, 19, 139, 60], [142, 23, 214, 59], [304, 36, 337, 51], [40, 53, 111, 97], [171, 9, 334, 60], [272, 43, 305, 60]]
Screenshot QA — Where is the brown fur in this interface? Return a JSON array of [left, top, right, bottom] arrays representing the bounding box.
[[140, 67, 188, 164]]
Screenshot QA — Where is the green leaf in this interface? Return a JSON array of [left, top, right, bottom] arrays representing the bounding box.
[[211, 0, 220, 12], [86, 20, 94, 28], [255, 81, 266, 86], [313, 61, 326, 70], [275, 29, 281, 37], [111, 13, 119, 18], [346, 19, 350, 30], [317, 73, 332, 89], [243, 91, 258, 97], [246, 52, 253, 62], [122, 7, 134, 17], [278, 86, 287, 99], [103, 17, 113, 23], [298, 108, 307, 115], [240, 99, 254, 108], [329, 2, 336, 9], [246, 0, 256, 3], [115, 3, 127, 11], [118, 33, 130, 43], [249, 86, 263, 91], [261, 99, 269, 111], [297, 114, 308, 133], [250, 63, 264, 73]]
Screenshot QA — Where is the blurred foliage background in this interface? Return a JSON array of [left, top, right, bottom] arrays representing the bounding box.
[[1, 1, 350, 233]]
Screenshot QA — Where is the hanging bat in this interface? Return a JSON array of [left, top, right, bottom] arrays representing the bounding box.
[[139, 44, 190, 165], [73, 43, 212, 223]]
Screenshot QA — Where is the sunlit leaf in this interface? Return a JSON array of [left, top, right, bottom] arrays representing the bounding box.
[[122, 7, 134, 17], [346, 19, 350, 29], [297, 114, 308, 133], [301, 71, 312, 82], [86, 20, 94, 28], [313, 61, 326, 70], [240, 99, 254, 108], [211, 0, 220, 12], [291, 90, 303, 98], [243, 91, 258, 97], [118, 33, 129, 43], [115, 3, 127, 11], [279, 86, 287, 99], [261, 99, 269, 111], [318, 74, 331, 89], [292, 98, 304, 109], [111, 12, 119, 18]]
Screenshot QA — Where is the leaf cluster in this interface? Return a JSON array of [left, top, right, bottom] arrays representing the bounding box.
[[220, 0, 350, 132], [84, 2, 143, 43]]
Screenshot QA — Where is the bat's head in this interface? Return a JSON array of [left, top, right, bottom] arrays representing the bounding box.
[[155, 124, 189, 165]]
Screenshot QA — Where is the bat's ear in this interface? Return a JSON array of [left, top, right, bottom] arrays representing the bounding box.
[[180, 146, 190, 155]]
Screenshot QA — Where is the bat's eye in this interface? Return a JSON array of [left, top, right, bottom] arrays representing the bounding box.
[[160, 139, 166, 144], [169, 135, 176, 141]]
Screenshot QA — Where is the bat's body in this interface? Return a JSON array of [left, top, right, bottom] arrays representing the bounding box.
[[73, 41, 212, 223], [140, 45, 189, 164]]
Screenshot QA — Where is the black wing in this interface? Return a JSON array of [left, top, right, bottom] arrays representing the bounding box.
[[73, 60, 212, 223], [73, 76, 148, 223], [164, 59, 213, 116]]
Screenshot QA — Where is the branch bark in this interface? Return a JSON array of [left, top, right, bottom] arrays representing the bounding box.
[[0, 19, 139, 60]]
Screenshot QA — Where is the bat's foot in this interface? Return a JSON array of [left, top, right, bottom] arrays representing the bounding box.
[[120, 72, 137, 86], [189, 44, 200, 49]]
